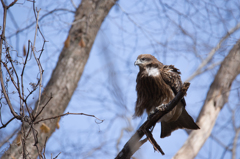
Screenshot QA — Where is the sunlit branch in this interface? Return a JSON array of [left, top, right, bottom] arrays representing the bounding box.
[[186, 22, 240, 82]]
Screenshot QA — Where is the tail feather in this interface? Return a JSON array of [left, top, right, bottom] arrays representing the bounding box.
[[160, 108, 199, 138]]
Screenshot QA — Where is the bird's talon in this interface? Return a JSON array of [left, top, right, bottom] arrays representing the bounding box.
[[156, 104, 167, 111], [148, 110, 155, 120]]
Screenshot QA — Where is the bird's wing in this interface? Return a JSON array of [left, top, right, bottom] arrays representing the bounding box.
[[161, 65, 186, 106]]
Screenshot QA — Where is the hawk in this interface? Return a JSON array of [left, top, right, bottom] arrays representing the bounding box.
[[134, 54, 199, 138]]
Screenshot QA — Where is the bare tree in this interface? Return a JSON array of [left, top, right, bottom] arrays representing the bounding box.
[[1, 0, 117, 158], [1, 0, 240, 159]]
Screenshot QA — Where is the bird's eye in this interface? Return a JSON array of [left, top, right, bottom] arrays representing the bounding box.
[[141, 58, 145, 61]]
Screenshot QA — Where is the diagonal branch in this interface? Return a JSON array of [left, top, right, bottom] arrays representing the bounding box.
[[174, 39, 240, 159], [115, 82, 190, 159], [0, 117, 15, 129], [142, 128, 164, 155], [186, 22, 240, 82]]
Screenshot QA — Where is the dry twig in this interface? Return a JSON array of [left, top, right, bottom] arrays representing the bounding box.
[[34, 112, 104, 125]]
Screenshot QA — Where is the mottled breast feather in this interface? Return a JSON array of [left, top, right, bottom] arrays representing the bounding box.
[[134, 66, 174, 117]]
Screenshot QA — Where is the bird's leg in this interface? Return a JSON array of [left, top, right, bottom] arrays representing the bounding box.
[[149, 123, 156, 133], [148, 109, 155, 120], [148, 103, 168, 120], [156, 104, 168, 111]]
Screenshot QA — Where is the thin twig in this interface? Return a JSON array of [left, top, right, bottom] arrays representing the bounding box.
[[21, 40, 33, 119], [210, 134, 232, 151], [0, 0, 21, 120], [0, 127, 19, 147], [53, 152, 61, 159], [32, 2, 47, 43], [25, 125, 32, 139], [186, 22, 240, 82], [7, 8, 75, 39], [6, 0, 18, 9], [142, 128, 164, 155], [31, 9, 43, 118], [1, 62, 22, 98], [6, 49, 21, 97], [0, 117, 15, 129], [70, 0, 77, 9], [31, 125, 43, 159], [25, 78, 40, 101], [34, 112, 104, 124], [34, 95, 53, 120]]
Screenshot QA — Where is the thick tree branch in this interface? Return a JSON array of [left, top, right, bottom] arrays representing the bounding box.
[[1, 1, 117, 158], [174, 39, 240, 159], [115, 82, 190, 159]]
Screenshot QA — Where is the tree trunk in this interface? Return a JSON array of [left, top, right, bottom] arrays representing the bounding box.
[[1, 0, 116, 158], [173, 39, 240, 158]]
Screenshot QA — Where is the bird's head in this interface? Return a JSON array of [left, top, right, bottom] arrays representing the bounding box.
[[134, 54, 158, 68]]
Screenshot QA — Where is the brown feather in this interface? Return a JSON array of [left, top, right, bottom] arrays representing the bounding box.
[[134, 54, 199, 138], [160, 107, 200, 138]]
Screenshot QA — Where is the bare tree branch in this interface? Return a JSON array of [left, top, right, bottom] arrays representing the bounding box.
[[0, 127, 19, 148], [0, 117, 15, 129], [210, 134, 232, 152], [7, 8, 75, 39], [115, 82, 190, 159], [232, 128, 240, 159], [0, 0, 21, 120], [34, 112, 104, 125], [174, 39, 240, 159], [32, 9, 44, 118], [1, 1, 117, 158], [186, 23, 240, 82]]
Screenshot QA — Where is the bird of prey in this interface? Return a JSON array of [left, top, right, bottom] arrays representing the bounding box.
[[134, 54, 199, 138]]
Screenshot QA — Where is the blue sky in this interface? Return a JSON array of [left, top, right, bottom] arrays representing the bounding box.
[[0, 0, 240, 158]]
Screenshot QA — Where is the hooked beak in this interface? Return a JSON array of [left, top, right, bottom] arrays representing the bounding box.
[[134, 59, 141, 66]]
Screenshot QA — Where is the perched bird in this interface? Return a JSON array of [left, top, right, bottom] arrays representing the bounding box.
[[134, 54, 199, 138]]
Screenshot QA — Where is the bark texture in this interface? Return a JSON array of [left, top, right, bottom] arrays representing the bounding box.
[[173, 39, 240, 159], [1, 0, 116, 158]]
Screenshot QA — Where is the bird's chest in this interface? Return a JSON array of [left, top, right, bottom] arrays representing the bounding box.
[[136, 76, 174, 108]]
